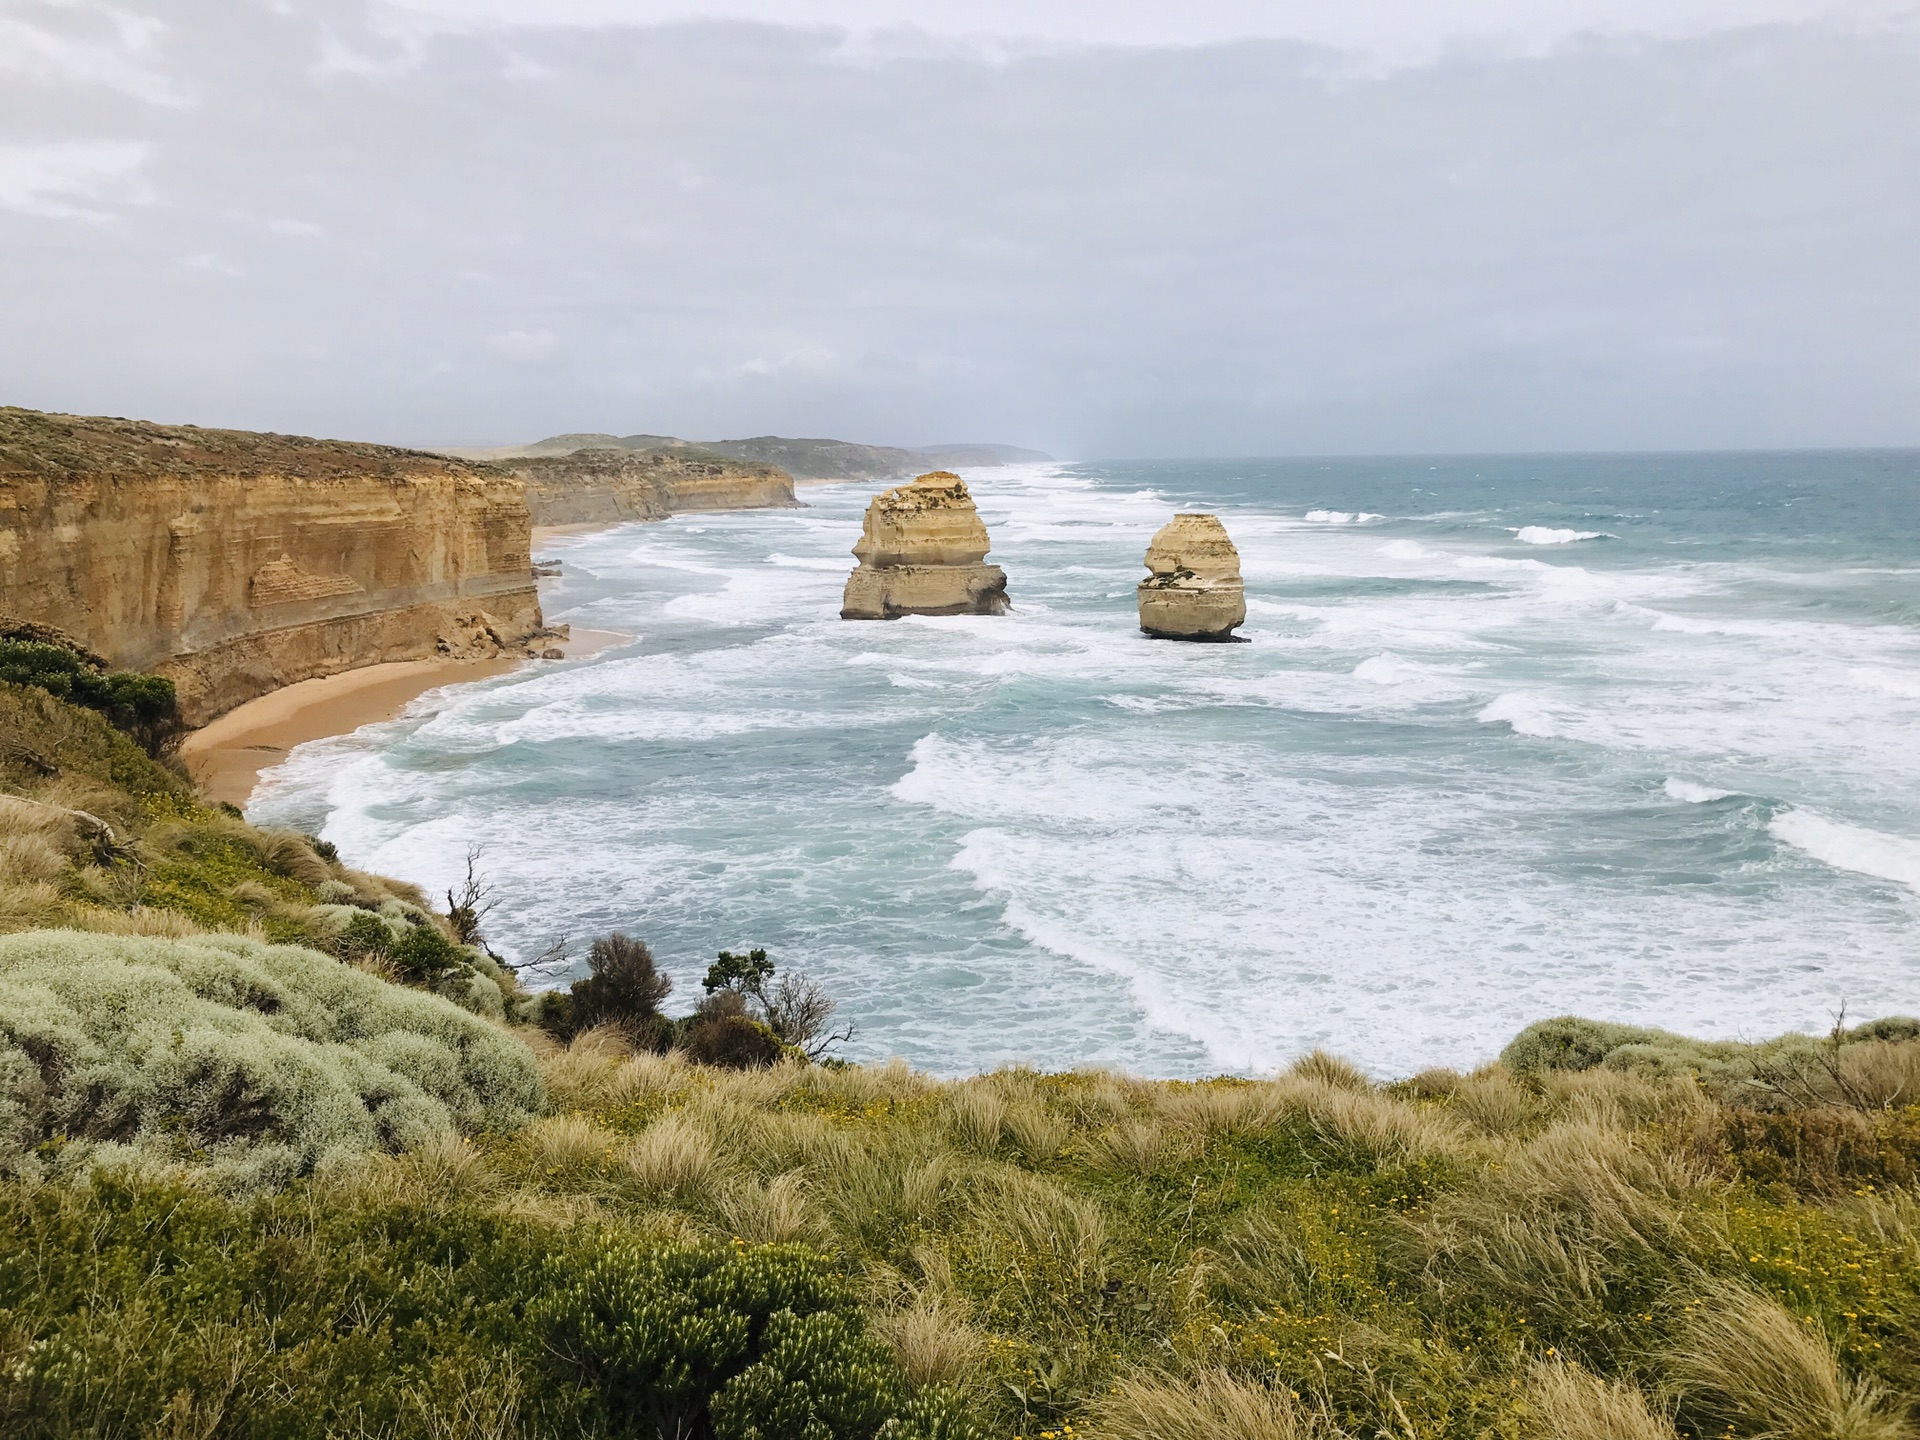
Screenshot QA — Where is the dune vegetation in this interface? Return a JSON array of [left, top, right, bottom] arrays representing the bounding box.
[[0, 668, 1917, 1439]]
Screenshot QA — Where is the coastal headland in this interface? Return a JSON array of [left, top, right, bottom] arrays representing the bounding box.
[[0, 407, 799, 740]]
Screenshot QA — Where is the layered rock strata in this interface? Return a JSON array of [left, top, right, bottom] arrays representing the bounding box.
[[1137, 513, 1247, 641], [840, 472, 1008, 619], [0, 407, 545, 723], [506, 448, 797, 527]]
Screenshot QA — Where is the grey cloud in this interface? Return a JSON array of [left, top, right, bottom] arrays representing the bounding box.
[[0, 2, 1915, 455]]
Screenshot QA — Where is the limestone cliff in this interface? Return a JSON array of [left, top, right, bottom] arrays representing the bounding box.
[[841, 472, 1009, 620], [1137, 513, 1247, 641], [0, 407, 544, 724], [505, 447, 798, 527]]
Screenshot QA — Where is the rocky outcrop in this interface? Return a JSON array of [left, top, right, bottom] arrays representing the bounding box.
[[1137, 513, 1247, 641], [841, 472, 1008, 619], [0, 407, 545, 724], [506, 447, 798, 527]]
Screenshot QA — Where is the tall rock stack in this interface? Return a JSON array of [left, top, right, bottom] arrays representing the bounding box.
[[1137, 513, 1247, 641], [840, 472, 1010, 619]]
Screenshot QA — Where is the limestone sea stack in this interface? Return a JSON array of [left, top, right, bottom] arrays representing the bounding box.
[[840, 471, 1009, 619], [1137, 513, 1248, 641]]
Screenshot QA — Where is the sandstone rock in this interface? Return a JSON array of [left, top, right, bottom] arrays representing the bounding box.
[[841, 472, 1009, 619], [1137, 513, 1247, 642]]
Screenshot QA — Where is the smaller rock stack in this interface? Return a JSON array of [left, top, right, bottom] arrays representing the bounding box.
[[840, 472, 1010, 619], [1137, 513, 1247, 641]]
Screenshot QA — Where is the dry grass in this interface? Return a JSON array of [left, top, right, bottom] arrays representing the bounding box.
[[1300, 1079, 1471, 1168], [1004, 1101, 1072, 1164], [719, 1169, 825, 1245], [1522, 1360, 1676, 1440], [0, 880, 68, 933], [1088, 1369, 1325, 1440], [871, 1295, 989, 1390], [943, 1084, 1009, 1153], [1666, 1283, 1914, 1440], [1839, 1041, 1920, 1111], [256, 830, 335, 889], [65, 905, 202, 938], [622, 1114, 719, 1200], [1288, 1049, 1372, 1092], [1451, 1068, 1537, 1136], [1085, 1117, 1179, 1176], [1420, 1120, 1707, 1336], [521, 1114, 620, 1176]]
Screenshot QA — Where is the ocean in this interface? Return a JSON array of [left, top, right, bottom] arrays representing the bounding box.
[[249, 452, 1920, 1077]]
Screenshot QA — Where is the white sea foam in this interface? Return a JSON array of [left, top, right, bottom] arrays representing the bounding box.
[[1849, 666, 1920, 699], [248, 457, 1920, 1078], [1514, 526, 1606, 544], [1477, 693, 1560, 738], [1304, 509, 1381, 524], [1769, 810, 1920, 892], [1664, 778, 1733, 803]]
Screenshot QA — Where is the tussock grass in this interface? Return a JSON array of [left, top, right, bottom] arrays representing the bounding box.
[[873, 1294, 990, 1390], [943, 1083, 1009, 1153], [622, 1113, 719, 1200], [1, 700, 1914, 1440], [1419, 1119, 1708, 1359], [1522, 1360, 1676, 1440], [1288, 1049, 1372, 1092], [521, 1114, 620, 1177], [720, 1168, 826, 1244], [1667, 1282, 1914, 1440], [1088, 1369, 1324, 1440]]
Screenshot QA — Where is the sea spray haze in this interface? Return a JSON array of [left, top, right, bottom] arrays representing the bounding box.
[[251, 452, 1920, 1077]]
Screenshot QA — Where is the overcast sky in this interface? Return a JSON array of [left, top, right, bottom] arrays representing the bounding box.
[[3, 1, 1916, 456]]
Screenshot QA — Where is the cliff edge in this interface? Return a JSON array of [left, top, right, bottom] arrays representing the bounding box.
[[0, 407, 544, 724], [505, 447, 797, 527]]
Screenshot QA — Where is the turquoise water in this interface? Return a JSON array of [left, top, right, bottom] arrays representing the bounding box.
[[251, 453, 1920, 1077]]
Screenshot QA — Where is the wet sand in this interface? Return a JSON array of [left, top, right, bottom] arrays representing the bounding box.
[[180, 628, 630, 808]]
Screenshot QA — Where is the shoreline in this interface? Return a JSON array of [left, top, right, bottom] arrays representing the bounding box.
[[181, 625, 631, 809]]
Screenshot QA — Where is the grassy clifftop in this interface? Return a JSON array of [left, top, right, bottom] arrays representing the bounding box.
[[0, 406, 481, 482], [0, 682, 1915, 1439]]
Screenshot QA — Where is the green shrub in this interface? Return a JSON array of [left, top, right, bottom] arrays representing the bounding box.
[[0, 639, 181, 757], [682, 1007, 784, 1070], [0, 680, 185, 798], [1501, 1017, 1675, 1073], [569, 932, 674, 1047], [0, 930, 543, 1189], [530, 1240, 970, 1438]]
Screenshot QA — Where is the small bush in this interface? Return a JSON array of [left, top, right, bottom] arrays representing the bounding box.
[[0, 638, 181, 757], [570, 932, 674, 1048], [0, 930, 543, 1189], [683, 1009, 784, 1070], [529, 1240, 967, 1439]]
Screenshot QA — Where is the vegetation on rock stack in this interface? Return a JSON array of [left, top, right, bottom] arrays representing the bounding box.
[[0, 683, 1916, 1438]]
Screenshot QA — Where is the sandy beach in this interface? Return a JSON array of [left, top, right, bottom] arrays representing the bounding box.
[[181, 627, 631, 808]]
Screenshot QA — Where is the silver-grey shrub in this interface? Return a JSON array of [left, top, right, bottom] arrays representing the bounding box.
[[0, 929, 544, 1190]]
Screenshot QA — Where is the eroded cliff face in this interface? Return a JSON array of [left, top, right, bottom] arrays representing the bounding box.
[[0, 408, 544, 724], [841, 471, 1009, 619], [508, 448, 797, 527]]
